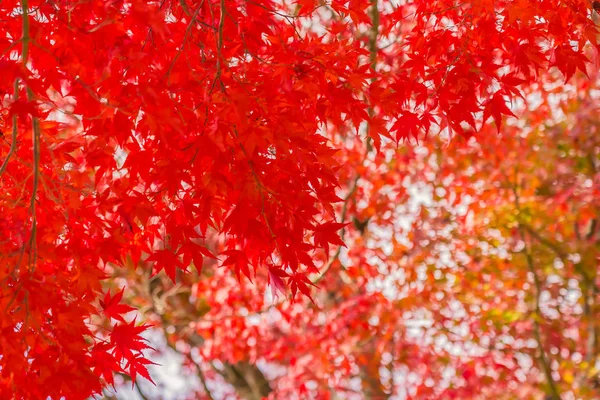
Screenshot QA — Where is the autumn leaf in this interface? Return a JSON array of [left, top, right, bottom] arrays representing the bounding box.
[[125, 354, 158, 386], [99, 288, 136, 323], [482, 92, 516, 133], [268, 267, 289, 297], [391, 111, 421, 143], [553, 44, 589, 83], [221, 249, 252, 282], [91, 343, 119, 386], [147, 249, 186, 283], [289, 273, 316, 301], [313, 221, 348, 255], [109, 319, 153, 361]]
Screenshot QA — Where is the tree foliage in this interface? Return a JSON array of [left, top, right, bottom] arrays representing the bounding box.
[[0, 0, 599, 399]]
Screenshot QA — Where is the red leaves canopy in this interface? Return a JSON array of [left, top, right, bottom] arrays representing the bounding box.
[[0, 0, 599, 398]]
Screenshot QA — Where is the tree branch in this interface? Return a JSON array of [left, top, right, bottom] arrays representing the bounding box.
[[217, 362, 271, 400], [511, 178, 561, 400], [313, 0, 380, 285], [134, 380, 150, 400], [311, 174, 359, 284], [209, 0, 226, 92], [521, 223, 568, 262], [0, 79, 20, 177]]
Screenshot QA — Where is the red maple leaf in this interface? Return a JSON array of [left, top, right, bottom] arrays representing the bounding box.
[[289, 273, 316, 301], [268, 267, 289, 297], [109, 319, 153, 361], [100, 288, 136, 323], [221, 249, 252, 282], [313, 221, 348, 255], [482, 92, 516, 133], [125, 354, 158, 386], [147, 249, 186, 283]]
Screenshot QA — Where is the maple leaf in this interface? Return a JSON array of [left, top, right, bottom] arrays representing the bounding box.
[[221, 249, 252, 282], [109, 318, 154, 361], [99, 287, 136, 323], [8, 98, 40, 118], [180, 241, 217, 274], [391, 111, 421, 143], [294, 0, 316, 15], [367, 116, 393, 151], [313, 221, 348, 255], [511, 41, 547, 78], [91, 343, 119, 386], [505, 0, 538, 24], [289, 273, 316, 301], [268, 267, 289, 297], [500, 73, 526, 99], [552, 44, 589, 83], [147, 249, 186, 283], [125, 354, 158, 386], [482, 92, 516, 133]]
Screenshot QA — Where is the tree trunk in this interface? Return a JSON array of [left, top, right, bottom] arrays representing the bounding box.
[[218, 362, 272, 400]]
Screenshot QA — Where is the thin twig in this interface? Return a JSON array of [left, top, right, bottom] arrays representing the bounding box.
[[0, 79, 20, 177], [231, 126, 279, 243], [165, 0, 204, 84], [311, 175, 358, 284], [134, 381, 150, 400], [521, 223, 568, 261], [0, 38, 21, 58], [21, 0, 40, 272], [511, 174, 561, 400], [161, 323, 216, 400], [209, 0, 226, 92]]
